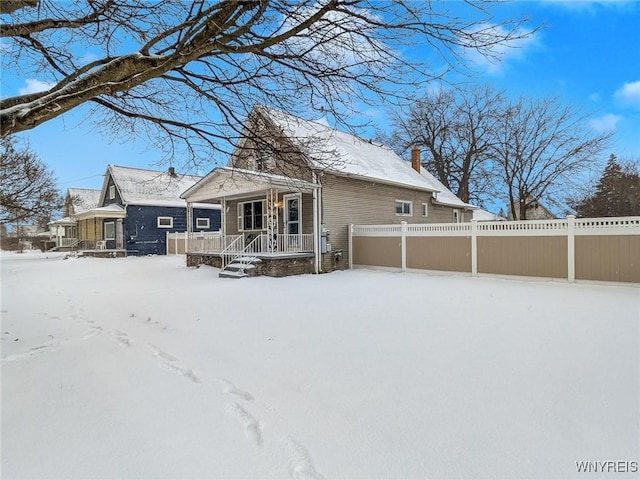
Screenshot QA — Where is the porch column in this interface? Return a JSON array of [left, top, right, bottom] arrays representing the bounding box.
[[221, 198, 226, 236], [266, 188, 278, 253], [186, 202, 193, 252]]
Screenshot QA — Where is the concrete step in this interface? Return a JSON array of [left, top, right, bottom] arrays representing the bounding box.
[[218, 269, 248, 279]]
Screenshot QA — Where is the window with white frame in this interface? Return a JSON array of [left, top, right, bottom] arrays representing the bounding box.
[[255, 150, 274, 171], [104, 221, 115, 240], [422, 202, 429, 217], [237, 200, 267, 231], [196, 217, 210, 229], [395, 200, 413, 216], [453, 209, 461, 223], [157, 216, 173, 228], [109, 185, 115, 200]]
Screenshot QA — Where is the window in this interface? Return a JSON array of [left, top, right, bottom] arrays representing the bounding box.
[[255, 151, 273, 171], [237, 200, 267, 231], [104, 221, 115, 240], [453, 209, 461, 223], [157, 216, 173, 228], [395, 200, 413, 216], [109, 185, 115, 200], [422, 202, 429, 217], [196, 217, 210, 229]]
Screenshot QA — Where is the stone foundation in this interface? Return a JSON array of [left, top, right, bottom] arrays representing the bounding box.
[[186, 253, 315, 277]]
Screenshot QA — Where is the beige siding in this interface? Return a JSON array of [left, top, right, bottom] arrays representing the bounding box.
[[576, 235, 640, 283], [478, 236, 567, 279], [321, 174, 469, 269], [230, 117, 314, 182], [78, 218, 101, 241], [407, 237, 472, 272], [352, 237, 402, 268]]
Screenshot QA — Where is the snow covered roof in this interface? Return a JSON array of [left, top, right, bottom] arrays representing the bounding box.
[[258, 106, 442, 193], [473, 209, 505, 221], [181, 166, 320, 202], [75, 204, 126, 221], [67, 188, 101, 214], [105, 165, 219, 208]]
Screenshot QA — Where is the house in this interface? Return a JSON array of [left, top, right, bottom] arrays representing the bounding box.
[[503, 195, 556, 220], [181, 106, 474, 277], [69, 165, 221, 256], [49, 188, 101, 250]]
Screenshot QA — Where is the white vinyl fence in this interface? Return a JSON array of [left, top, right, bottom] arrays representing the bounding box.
[[350, 216, 640, 283]]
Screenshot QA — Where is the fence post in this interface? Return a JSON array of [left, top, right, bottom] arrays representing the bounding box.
[[471, 219, 478, 277], [348, 224, 354, 269], [401, 221, 407, 272], [567, 215, 576, 282]]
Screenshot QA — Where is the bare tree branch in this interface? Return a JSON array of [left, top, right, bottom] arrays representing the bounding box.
[[1, 0, 535, 168]]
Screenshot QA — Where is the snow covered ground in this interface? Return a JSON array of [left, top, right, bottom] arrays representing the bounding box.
[[1, 252, 638, 479]]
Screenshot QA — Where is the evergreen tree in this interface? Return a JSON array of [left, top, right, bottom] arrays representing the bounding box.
[[573, 154, 640, 217]]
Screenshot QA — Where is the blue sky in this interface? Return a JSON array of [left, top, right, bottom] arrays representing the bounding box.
[[3, 0, 640, 195]]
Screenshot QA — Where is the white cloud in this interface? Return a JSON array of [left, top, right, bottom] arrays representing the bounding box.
[[461, 24, 541, 75], [614, 80, 640, 109], [588, 113, 621, 133], [18, 79, 54, 95], [536, 0, 633, 12]]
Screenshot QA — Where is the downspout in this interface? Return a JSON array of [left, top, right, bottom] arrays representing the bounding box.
[[221, 198, 226, 237], [312, 173, 320, 274]]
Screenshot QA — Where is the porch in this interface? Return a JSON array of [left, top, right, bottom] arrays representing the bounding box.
[[181, 167, 325, 277]]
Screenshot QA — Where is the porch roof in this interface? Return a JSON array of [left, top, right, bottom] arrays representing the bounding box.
[[48, 216, 76, 226], [74, 204, 126, 220], [181, 167, 319, 203]]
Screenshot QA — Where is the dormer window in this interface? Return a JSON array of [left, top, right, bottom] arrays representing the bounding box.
[[109, 185, 115, 200]]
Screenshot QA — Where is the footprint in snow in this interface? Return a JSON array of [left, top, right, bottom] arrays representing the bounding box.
[[215, 378, 254, 401], [112, 329, 132, 347], [226, 402, 262, 446], [148, 343, 200, 384], [283, 437, 325, 480]]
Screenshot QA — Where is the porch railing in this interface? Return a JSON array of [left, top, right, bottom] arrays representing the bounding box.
[[58, 237, 78, 247], [220, 235, 245, 271], [187, 232, 242, 254], [187, 232, 313, 255]]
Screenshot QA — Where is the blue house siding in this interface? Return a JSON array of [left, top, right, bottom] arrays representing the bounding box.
[[124, 205, 220, 255]]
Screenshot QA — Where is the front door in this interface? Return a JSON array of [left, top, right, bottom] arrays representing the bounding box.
[[284, 194, 300, 235]]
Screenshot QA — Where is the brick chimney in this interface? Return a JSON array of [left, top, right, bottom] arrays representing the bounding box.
[[168, 166, 176, 177], [411, 146, 421, 173]]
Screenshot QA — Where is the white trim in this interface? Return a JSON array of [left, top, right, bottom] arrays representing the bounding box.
[[157, 216, 173, 228], [237, 199, 268, 232], [104, 221, 115, 240], [395, 199, 413, 216], [195, 217, 210, 229], [421, 202, 429, 217]]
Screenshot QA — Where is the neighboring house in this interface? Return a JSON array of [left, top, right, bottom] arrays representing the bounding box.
[[49, 188, 101, 250], [503, 196, 556, 220], [181, 105, 475, 277], [71, 165, 221, 256]]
